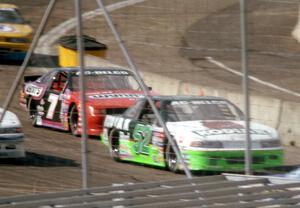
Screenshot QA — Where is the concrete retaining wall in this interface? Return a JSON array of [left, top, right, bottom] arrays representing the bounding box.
[[278, 102, 300, 147], [85, 55, 300, 147], [292, 4, 300, 42]]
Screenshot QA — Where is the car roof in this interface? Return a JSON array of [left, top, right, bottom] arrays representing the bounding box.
[[0, 4, 18, 10], [54, 67, 133, 73]]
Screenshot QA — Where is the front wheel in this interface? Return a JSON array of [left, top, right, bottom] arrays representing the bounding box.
[[109, 128, 120, 161], [28, 97, 38, 127], [69, 105, 79, 136], [165, 143, 179, 173]]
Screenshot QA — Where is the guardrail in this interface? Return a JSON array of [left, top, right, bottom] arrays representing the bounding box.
[[0, 174, 299, 208]]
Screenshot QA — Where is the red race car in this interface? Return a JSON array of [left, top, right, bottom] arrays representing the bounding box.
[[20, 67, 145, 136]]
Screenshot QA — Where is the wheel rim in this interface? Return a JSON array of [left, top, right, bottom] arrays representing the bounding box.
[[168, 151, 177, 170], [70, 107, 78, 134], [112, 144, 119, 155], [109, 129, 120, 159], [167, 145, 178, 171]]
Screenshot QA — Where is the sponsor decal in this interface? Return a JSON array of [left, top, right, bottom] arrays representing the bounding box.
[[75, 70, 129, 76], [152, 134, 164, 147], [89, 93, 144, 99], [193, 128, 269, 136], [203, 121, 243, 129], [152, 153, 164, 164], [0, 24, 15, 32], [25, 84, 43, 97]]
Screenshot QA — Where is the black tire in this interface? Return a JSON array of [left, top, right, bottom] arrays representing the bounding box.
[[109, 128, 120, 161], [28, 97, 38, 127], [165, 143, 179, 173], [69, 105, 79, 136]]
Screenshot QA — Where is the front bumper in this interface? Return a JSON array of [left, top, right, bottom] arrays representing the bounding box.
[[181, 149, 283, 172], [76, 114, 104, 137]]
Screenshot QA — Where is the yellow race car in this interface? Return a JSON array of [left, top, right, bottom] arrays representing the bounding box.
[[0, 4, 33, 61]]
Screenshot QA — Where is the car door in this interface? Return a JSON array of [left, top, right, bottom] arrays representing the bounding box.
[[41, 71, 68, 124], [129, 105, 155, 155], [128, 102, 166, 166], [125, 101, 157, 154]]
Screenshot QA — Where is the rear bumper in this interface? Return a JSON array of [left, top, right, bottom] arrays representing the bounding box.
[[0, 41, 29, 51], [181, 149, 284, 172], [0, 41, 29, 61], [0, 142, 25, 158], [0, 51, 26, 61]]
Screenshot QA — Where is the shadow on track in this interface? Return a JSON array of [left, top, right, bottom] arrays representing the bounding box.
[[0, 152, 79, 167]]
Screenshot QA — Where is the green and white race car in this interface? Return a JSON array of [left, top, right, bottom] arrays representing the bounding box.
[[102, 96, 283, 172]]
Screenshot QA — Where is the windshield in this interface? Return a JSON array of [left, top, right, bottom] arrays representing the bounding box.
[[70, 71, 140, 91], [0, 9, 24, 24], [161, 99, 243, 122]]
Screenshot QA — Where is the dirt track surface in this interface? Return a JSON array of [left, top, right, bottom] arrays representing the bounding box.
[[0, 0, 300, 197]]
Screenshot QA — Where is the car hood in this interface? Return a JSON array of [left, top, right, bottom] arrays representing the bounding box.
[[0, 23, 33, 36], [0, 108, 21, 128], [166, 120, 279, 148], [74, 90, 145, 108]]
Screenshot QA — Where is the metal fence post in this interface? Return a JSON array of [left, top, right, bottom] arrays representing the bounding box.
[[240, 0, 252, 175], [75, 0, 89, 189]]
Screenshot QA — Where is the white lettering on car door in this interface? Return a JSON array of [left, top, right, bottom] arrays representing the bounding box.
[[46, 93, 59, 119]]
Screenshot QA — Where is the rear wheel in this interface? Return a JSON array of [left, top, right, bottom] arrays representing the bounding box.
[[69, 105, 79, 136], [166, 143, 179, 173], [109, 128, 120, 161]]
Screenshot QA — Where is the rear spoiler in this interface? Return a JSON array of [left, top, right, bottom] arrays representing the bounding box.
[[24, 75, 41, 83]]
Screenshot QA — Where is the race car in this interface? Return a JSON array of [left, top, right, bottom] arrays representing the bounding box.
[[0, 108, 25, 158], [0, 4, 33, 61], [102, 96, 283, 172], [20, 67, 145, 136]]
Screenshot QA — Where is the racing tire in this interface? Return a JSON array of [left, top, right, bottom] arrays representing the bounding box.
[[109, 128, 121, 161], [69, 105, 79, 136], [166, 143, 179, 173], [28, 97, 38, 127]]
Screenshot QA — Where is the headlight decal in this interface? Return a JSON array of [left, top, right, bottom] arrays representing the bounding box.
[[190, 140, 223, 148], [260, 140, 281, 148]]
